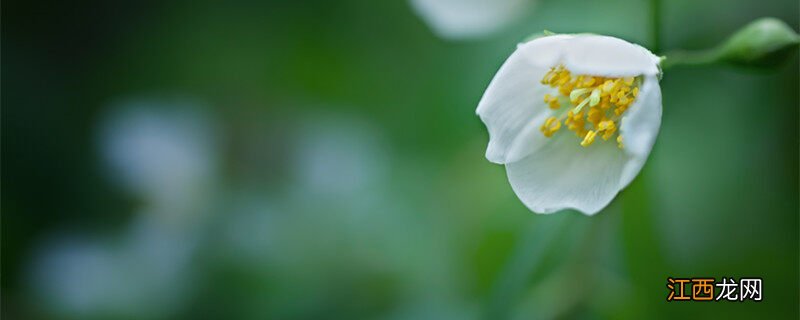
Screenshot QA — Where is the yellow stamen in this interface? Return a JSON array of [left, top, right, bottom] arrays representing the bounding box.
[[539, 116, 562, 137], [587, 108, 603, 126], [580, 130, 597, 147], [537, 64, 641, 149], [598, 120, 616, 140]]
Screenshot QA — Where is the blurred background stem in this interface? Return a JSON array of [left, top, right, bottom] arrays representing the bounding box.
[[485, 213, 572, 320], [651, 0, 662, 53], [621, 170, 668, 314], [616, 0, 669, 312]]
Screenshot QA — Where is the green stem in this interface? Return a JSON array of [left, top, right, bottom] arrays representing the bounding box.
[[661, 48, 721, 69], [650, 0, 662, 53], [621, 169, 668, 314], [485, 213, 572, 320]]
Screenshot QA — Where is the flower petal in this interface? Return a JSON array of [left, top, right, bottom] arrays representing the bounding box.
[[619, 75, 662, 188], [505, 132, 630, 215], [562, 35, 661, 77], [477, 35, 574, 164], [409, 0, 531, 40]]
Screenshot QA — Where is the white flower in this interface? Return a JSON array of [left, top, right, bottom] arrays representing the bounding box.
[[410, 0, 532, 40], [477, 34, 662, 215], [98, 99, 218, 215], [29, 215, 195, 318], [292, 116, 388, 199]]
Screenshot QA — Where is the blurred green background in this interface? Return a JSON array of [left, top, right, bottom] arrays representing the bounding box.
[[2, 0, 798, 319]]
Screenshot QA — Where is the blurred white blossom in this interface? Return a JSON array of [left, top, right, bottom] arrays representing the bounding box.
[[292, 116, 389, 201], [29, 215, 196, 319], [98, 99, 218, 216], [410, 0, 532, 40]]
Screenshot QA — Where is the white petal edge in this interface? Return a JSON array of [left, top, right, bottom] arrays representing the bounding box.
[[561, 35, 661, 77], [505, 132, 630, 215], [619, 75, 662, 188], [476, 35, 574, 164]]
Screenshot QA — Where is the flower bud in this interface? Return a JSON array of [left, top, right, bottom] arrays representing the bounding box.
[[716, 17, 800, 68]]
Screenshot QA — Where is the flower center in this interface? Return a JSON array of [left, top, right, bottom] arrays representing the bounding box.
[[538, 65, 641, 148]]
